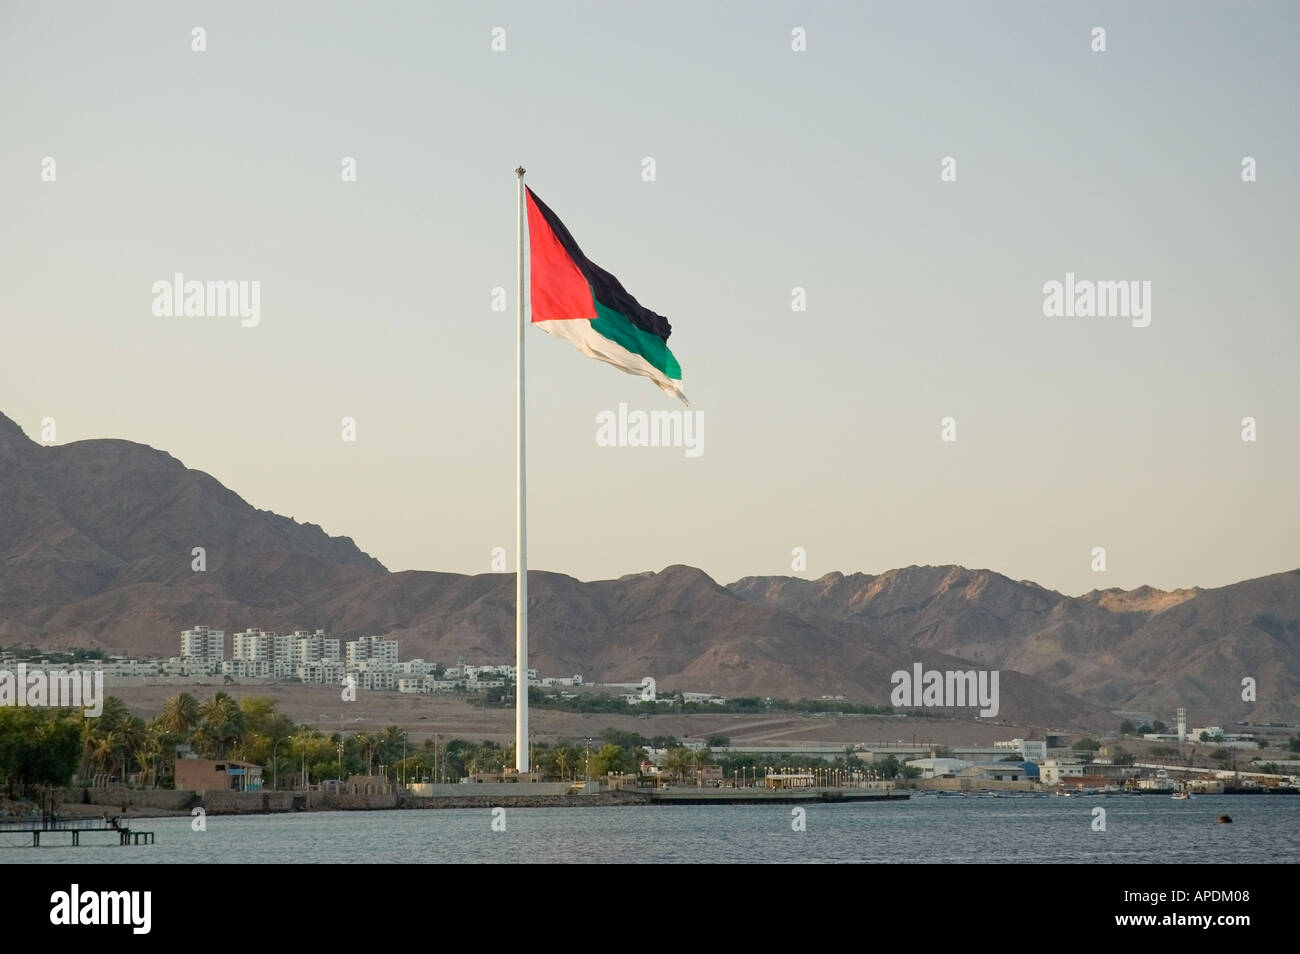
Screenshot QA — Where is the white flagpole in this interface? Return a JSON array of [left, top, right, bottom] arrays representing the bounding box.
[[514, 166, 529, 773]]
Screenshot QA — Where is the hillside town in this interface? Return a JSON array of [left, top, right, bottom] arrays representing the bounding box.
[[0, 625, 747, 707], [1, 626, 577, 695], [3, 625, 1298, 802]]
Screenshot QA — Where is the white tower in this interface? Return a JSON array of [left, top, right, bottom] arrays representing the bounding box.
[[1176, 707, 1187, 743]]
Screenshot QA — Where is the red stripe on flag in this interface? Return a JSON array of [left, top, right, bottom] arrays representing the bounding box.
[[526, 189, 596, 322]]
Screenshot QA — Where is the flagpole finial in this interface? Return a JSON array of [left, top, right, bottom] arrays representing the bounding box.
[[515, 166, 526, 177]]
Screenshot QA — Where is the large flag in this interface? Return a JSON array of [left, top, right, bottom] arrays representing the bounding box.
[[525, 187, 687, 404]]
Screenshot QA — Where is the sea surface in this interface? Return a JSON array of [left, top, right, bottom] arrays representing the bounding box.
[[7, 795, 1299, 863]]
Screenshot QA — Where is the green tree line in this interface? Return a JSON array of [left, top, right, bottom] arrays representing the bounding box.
[[2, 695, 913, 794]]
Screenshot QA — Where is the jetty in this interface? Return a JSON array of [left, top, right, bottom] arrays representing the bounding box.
[[0, 816, 154, 847]]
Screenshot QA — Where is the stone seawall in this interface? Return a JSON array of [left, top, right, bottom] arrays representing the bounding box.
[[304, 792, 399, 811], [54, 788, 197, 811], [201, 791, 298, 814], [49, 787, 648, 816], [414, 782, 575, 798], [400, 791, 649, 809]]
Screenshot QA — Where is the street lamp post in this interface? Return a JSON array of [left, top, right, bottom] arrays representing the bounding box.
[[272, 737, 288, 791]]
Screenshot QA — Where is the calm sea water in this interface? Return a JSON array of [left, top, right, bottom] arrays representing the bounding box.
[[8, 795, 1299, 863]]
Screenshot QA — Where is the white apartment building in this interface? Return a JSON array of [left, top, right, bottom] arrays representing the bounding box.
[[398, 676, 437, 694], [995, 739, 1048, 761], [180, 626, 225, 662], [297, 661, 345, 685], [272, 633, 301, 671], [542, 675, 584, 687], [356, 670, 397, 691], [346, 636, 399, 668], [232, 630, 274, 663], [222, 659, 271, 678], [291, 630, 341, 664], [398, 660, 439, 676], [163, 655, 217, 676], [75, 659, 160, 677]]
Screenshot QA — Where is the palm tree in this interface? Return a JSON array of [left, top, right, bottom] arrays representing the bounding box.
[[95, 696, 132, 730], [352, 732, 376, 775], [376, 726, 407, 776], [197, 692, 246, 758], [159, 693, 200, 736], [138, 722, 172, 788], [77, 713, 101, 781], [117, 716, 147, 783], [77, 696, 132, 781], [190, 724, 219, 759], [90, 730, 120, 778]]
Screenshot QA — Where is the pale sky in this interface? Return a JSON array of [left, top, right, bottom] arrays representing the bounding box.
[[2, 1, 1297, 596]]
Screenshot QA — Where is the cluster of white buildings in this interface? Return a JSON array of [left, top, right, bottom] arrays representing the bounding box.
[[595, 679, 726, 706], [1134, 708, 1258, 750], [165, 628, 585, 695], [0, 651, 161, 678], [1143, 723, 1257, 749], [174, 627, 413, 689], [394, 662, 552, 695], [169, 626, 401, 687], [898, 720, 1290, 788]]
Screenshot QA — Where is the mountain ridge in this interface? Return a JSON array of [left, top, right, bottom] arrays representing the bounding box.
[[2, 411, 1296, 727]]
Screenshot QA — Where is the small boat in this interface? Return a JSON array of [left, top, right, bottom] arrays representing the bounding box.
[[1217, 814, 1233, 824], [1171, 791, 1190, 800]]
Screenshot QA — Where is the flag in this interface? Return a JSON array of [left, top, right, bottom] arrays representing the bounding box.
[[525, 187, 687, 404]]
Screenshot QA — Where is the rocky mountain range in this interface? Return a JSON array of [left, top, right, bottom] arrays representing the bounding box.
[[2, 411, 1296, 729]]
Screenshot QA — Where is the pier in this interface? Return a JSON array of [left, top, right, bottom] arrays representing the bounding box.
[[0, 817, 154, 847]]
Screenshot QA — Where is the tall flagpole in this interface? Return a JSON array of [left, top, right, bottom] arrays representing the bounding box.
[[514, 166, 529, 773]]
